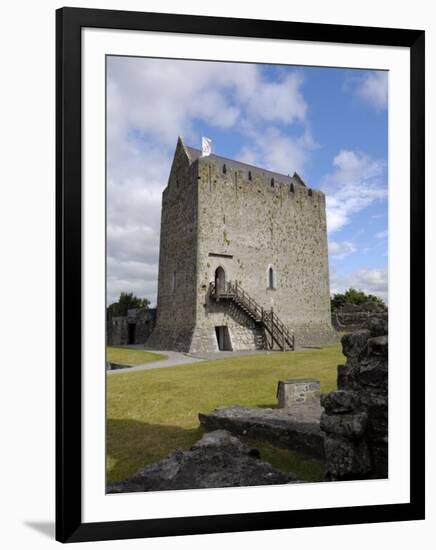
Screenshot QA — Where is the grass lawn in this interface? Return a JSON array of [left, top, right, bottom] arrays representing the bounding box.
[[107, 344, 344, 483], [107, 346, 167, 366]]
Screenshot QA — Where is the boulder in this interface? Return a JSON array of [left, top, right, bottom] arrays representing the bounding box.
[[107, 430, 296, 493], [324, 435, 372, 481], [341, 330, 371, 363], [320, 412, 368, 438], [367, 335, 388, 357], [321, 390, 361, 414], [366, 317, 388, 337], [356, 359, 388, 389]]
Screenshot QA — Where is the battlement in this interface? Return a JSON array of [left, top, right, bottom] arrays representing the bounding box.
[[185, 143, 320, 195], [171, 141, 321, 205], [165, 138, 323, 204]]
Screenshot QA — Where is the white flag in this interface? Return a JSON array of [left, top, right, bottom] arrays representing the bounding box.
[[201, 136, 212, 157]]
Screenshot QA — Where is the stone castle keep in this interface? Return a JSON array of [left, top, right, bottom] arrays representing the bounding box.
[[147, 137, 337, 353]]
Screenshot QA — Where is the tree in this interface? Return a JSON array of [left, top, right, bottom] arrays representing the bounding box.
[[107, 292, 150, 319], [331, 288, 385, 311]]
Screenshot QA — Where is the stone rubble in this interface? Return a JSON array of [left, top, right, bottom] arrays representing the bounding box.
[[331, 302, 388, 333], [321, 317, 388, 481], [107, 430, 297, 493]]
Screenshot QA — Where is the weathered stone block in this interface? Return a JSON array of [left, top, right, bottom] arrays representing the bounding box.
[[324, 435, 372, 480], [361, 394, 388, 437], [341, 330, 371, 362], [336, 365, 351, 390], [367, 335, 388, 357], [357, 359, 388, 389], [320, 412, 368, 438], [321, 390, 361, 414], [366, 317, 388, 337], [369, 437, 388, 479], [277, 378, 320, 408]]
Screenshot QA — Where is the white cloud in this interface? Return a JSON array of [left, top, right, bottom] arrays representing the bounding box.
[[345, 71, 388, 110], [358, 72, 388, 110], [330, 267, 388, 303], [237, 126, 317, 176], [107, 57, 308, 149], [329, 240, 356, 259], [323, 149, 387, 233], [376, 229, 388, 239], [245, 72, 307, 124], [107, 57, 311, 303]]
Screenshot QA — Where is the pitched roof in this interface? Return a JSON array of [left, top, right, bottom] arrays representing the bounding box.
[[184, 145, 306, 187]]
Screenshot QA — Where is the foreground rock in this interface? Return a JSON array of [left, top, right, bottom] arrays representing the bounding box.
[[321, 318, 388, 481], [199, 403, 324, 459], [107, 430, 296, 493]]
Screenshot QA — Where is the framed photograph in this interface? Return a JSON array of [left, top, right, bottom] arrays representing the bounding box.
[[56, 7, 425, 543]]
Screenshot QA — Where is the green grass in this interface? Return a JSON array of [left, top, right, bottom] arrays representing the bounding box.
[[242, 437, 325, 482], [107, 346, 167, 366], [107, 345, 344, 483]]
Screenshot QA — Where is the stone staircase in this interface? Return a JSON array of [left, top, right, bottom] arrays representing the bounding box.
[[209, 281, 294, 351]]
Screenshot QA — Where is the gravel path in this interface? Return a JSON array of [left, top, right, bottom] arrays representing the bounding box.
[[107, 347, 287, 375], [107, 348, 205, 375]]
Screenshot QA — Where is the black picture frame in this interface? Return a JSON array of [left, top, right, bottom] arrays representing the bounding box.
[[56, 7, 425, 543]]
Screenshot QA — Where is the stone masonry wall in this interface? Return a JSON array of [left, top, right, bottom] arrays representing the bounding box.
[[332, 302, 388, 333], [108, 308, 156, 346], [149, 138, 337, 353], [320, 318, 388, 481], [109, 316, 128, 346], [193, 153, 337, 351], [146, 139, 199, 351]]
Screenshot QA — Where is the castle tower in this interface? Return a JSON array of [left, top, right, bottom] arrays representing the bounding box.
[[147, 137, 337, 352]]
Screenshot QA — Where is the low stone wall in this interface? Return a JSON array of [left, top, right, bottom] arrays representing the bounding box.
[[199, 404, 325, 459], [331, 303, 387, 333], [320, 317, 388, 481]]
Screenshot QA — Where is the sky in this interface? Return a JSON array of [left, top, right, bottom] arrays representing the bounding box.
[[107, 56, 388, 306]]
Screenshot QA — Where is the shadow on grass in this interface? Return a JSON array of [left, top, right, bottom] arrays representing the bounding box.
[[107, 418, 203, 483], [107, 417, 325, 484]]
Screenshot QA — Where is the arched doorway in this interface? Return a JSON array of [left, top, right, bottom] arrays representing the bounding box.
[[215, 266, 226, 294]]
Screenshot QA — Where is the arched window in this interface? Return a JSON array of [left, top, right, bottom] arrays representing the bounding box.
[[222, 164, 227, 174], [215, 266, 226, 294], [267, 265, 276, 290]]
